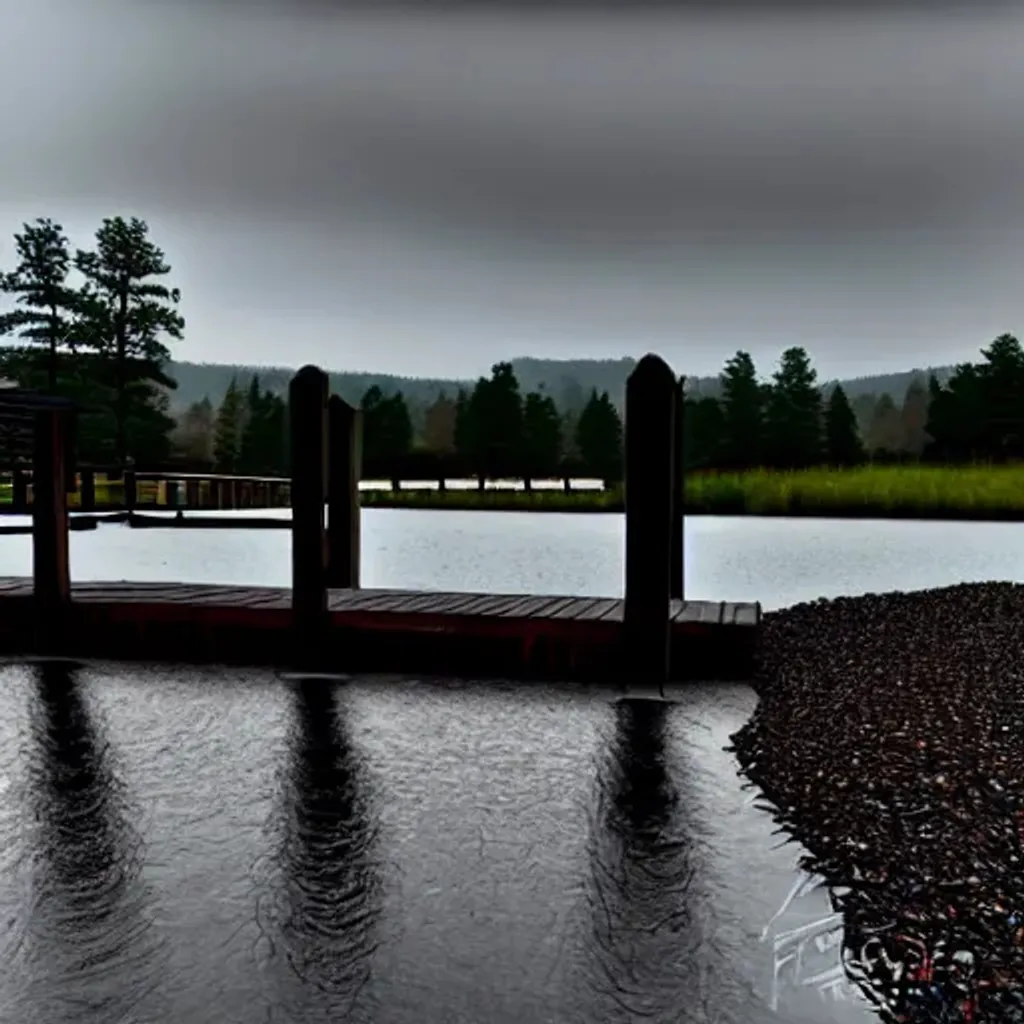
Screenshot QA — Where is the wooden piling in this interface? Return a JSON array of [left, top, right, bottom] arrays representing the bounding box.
[[326, 395, 362, 590], [185, 478, 200, 509], [165, 479, 180, 508], [670, 375, 685, 601], [623, 354, 676, 684], [290, 366, 330, 667], [33, 408, 71, 653], [80, 469, 96, 512]]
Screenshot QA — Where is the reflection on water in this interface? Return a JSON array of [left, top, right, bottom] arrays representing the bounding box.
[[584, 699, 698, 1022], [269, 679, 384, 1022], [0, 667, 882, 1024], [23, 661, 166, 1024]]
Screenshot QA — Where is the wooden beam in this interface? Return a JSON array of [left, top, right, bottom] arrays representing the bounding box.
[[32, 408, 71, 654], [624, 353, 676, 684], [326, 394, 362, 589], [290, 366, 330, 668], [670, 375, 685, 601]]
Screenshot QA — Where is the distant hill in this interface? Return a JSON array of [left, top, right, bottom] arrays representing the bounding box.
[[165, 357, 958, 416]]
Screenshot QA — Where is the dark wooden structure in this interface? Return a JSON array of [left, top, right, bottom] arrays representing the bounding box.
[[0, 579, 759, 681], [0, 357, 761, 682]]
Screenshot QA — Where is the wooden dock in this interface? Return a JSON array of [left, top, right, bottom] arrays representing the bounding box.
[[0, 579, 760, 682], [0, 356, 763, 682]]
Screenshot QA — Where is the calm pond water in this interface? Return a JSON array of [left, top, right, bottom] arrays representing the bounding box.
[[0, 511, 1015, 1023]]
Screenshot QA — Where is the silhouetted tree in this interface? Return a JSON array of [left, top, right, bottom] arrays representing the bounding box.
[[75, 216, 184, 464], [423, 394, 457, 454], [0, 218, 83, 392], [360, 386, 413, 471], [213, 377, 245, 473], [576, 389, 623, 482], [764, 347, 822, 468], [239, 375, 287, 475], [520, 391, 562, 478], [683, 395, 724, 469], [824, 384, 865, 466], [466, 363, 523, 479], [719, 351, 765, 469]]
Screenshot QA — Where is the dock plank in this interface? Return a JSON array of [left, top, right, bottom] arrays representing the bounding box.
[[0, 577, 759, 681]]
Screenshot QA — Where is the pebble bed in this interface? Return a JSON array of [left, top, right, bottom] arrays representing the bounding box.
[[730, 583, 1024, 1022]]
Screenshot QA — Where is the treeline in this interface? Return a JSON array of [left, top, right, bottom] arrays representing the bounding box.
[[0, 216, 183, 467], [178, 362, 625, 482], [183, 335, 1024, 479], [687, 335, 1024, 470]]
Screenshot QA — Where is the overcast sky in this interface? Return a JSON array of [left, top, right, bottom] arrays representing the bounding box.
[[2, 0, 1024, 380]]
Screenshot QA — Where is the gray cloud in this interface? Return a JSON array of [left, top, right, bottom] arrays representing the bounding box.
[[2, 0, 1024, 378]]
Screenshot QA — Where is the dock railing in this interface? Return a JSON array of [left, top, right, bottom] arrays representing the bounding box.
[[13, 356, 689, 680]]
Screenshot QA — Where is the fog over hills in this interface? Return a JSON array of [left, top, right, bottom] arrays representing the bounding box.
[[167, 357, 955, 414]]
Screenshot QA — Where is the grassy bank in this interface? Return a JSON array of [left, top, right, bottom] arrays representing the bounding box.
[[6, 466, 1024, 520], [365, 466, 1024, 519]]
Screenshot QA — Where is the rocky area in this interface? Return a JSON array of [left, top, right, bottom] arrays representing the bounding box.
[[731, 583, 1024, 1022]]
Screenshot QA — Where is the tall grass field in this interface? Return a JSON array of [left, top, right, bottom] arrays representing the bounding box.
[[3, 466, 1024, 519]]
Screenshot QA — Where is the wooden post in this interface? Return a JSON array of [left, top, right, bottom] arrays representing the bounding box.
[[12, 468, 28, 513], [123, 470, 137, 511], [33, 408, 71, 653], [563, 476, 572, 493], [290, 366, 329, 667], [185, 478, 200, 509], [623, 354, 676, 685], [326, 394, 361, 589], [670, 376, 685, 601], [165, 479, 180, 508], [80, 469, 96, 512]]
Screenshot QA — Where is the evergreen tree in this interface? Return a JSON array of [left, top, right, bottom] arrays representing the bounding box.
[[467, 363, 523, 479], [899, 377, 930, 456], [0, 218, 83, 392], [360, 386, 413, 471], [719, 351, 765, 469], [865, 393, 904, 456], [173, 397, 216, 465], [576, 389, 623, 482], [213, 377, 245, 472], [75, 216, 184, 464], [977, 333, 1024, 458], [520, 391, 562, 477], [684, 395, 725, 469], [924, 366, 985, 462], [423, 393, 457, 454], [823, 384, 865, 465], [764, 347, 823, 468]]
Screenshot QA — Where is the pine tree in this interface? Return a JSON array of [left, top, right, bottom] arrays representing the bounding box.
[[520, 391, 562, 477], [0, 218, 83, 392], [576, 389, 623, 482], [719, 351, 765, 469], [764, 347, 823, 468], [75, 216, 184, 464], [213, 377, 245, 473], [824, 384, 865, 465]]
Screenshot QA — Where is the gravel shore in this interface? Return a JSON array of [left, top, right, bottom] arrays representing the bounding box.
[[731, 583, 1024, 1019]]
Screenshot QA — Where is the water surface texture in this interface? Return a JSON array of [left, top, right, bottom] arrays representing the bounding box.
[[0, 511, 1004, 1021], [0, 664, 874, 1023]]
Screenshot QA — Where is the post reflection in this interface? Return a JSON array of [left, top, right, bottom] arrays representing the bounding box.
[[581, 698, 701, 1023], [275, 679, 383, 1022], [25, 660, 162, 1023]]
